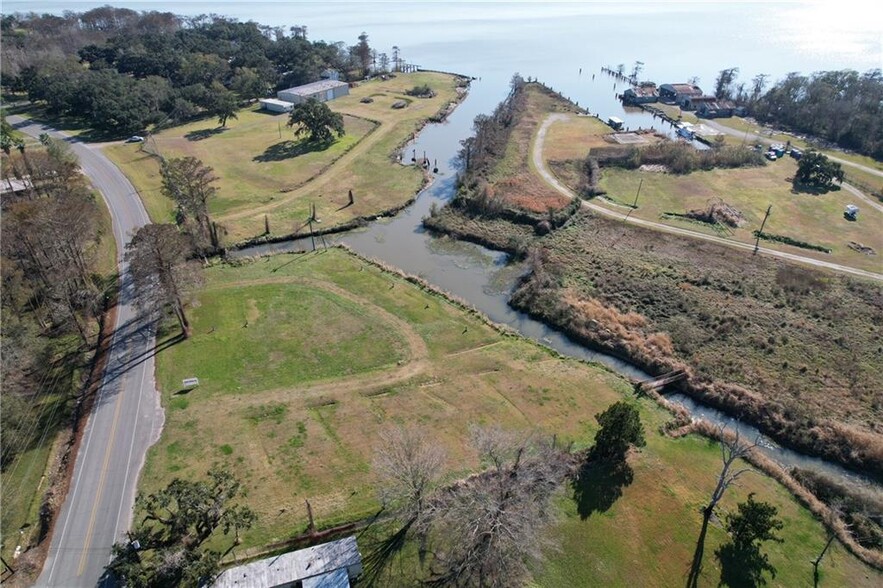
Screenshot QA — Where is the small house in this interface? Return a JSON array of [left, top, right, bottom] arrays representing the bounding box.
[[259, 98, 294, 113], [683, 95, 717, 112], [659, 83, 704, 107], [278, 80, 350, 105], [607, 116, 624, 130], [622, 84, 658, 104], [693, 98, 737, 118], [211, 536, 362, 588]]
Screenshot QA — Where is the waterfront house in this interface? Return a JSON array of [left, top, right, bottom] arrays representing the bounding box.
[[277, 79, 350, 105], [622, 84, 659, 104], [659, 83, 703, 107], [692, 98, 738, 118]]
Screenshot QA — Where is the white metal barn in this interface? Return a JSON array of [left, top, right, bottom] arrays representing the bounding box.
[[277, 80, 349, 105], [259, 98, 294, 113]]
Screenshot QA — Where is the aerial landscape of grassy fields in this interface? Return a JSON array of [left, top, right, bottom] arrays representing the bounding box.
[[426, 81, 883, 486], [139, 247, 879, 586], [4, 5, 883, 587], [105, 72, 464, 244]]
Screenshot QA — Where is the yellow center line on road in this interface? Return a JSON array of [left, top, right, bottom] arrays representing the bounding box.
[[76, 381, 125, 576]]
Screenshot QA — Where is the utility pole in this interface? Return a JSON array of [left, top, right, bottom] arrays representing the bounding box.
[[754, 204, 772, 254], [811, 532, 836, 588], [632, 178, 643, 208]]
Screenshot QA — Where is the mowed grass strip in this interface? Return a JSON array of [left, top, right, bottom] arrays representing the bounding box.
[[142, 248, 879, 586], [543, 114, 620, 161]]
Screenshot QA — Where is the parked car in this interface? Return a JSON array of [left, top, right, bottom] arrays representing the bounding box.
[[765, 151, 777, 161], [126, 135, 145, 143]]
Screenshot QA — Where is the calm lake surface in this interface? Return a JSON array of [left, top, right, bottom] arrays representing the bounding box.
[[16, 1, 881, 483]]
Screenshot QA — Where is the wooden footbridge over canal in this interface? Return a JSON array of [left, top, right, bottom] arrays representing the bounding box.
[[634, 369, 687, 393]]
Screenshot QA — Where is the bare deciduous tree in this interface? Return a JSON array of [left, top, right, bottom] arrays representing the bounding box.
[[374, 426, 445, 530], [425, 426, 569, 588], [125, 223, 201, 338], [686, 426, 757, 588]]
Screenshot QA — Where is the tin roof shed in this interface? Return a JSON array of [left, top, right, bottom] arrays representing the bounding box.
[[211, 537, 362, 588]]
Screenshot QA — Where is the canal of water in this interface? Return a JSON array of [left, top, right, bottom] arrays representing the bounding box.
[[233, 81, 878, 490]]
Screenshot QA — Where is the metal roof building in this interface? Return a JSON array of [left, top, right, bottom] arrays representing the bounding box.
[[211, 537, 362, 588], [277, 80, 349, 105], [259, 98, 295, 113]]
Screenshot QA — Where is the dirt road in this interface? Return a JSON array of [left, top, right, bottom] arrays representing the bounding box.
[[533, 114, 883, 282]]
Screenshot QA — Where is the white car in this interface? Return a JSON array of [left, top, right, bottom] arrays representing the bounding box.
[[126, 135, 145, 143]]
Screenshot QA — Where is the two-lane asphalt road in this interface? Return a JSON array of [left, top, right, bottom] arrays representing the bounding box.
[[9, 117, 164, 587]]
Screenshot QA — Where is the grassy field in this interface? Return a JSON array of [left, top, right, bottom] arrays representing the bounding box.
[[104, 72, 462, 243], [594, 162, 883, 272], [643, 108, 883, 190], [426, 82, 883, 476], [537, 111, 883, 272], [482, 83, 579, 213], [140, 248, 879, 585]]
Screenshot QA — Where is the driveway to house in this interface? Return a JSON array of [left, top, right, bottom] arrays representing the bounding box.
[[533, 114, 883, 283], [9, 116, 164, 587]]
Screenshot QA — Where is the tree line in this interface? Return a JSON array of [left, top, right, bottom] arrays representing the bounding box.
[[712, 66, 883, 159], [0, 123, 107, 472], [1, 7, 391, 135]]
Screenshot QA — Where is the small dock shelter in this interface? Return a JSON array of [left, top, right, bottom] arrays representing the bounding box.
[[210, 536, 362, 588], [277, 79, 349, 105], [607, 116, 624, 130]]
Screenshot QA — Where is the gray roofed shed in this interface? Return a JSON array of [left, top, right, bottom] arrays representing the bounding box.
[[211, 536, 362, 588]]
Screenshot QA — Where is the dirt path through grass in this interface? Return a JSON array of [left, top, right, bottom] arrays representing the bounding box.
[[216, 116, 393, 223], [534, 114, 883, 282]]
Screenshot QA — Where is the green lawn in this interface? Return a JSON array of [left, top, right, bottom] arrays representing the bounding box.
[[104, 109, 376, 222], [103, 72, 463, 244], [141, 248, 879, 585], [538, 427, 877, 588]]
